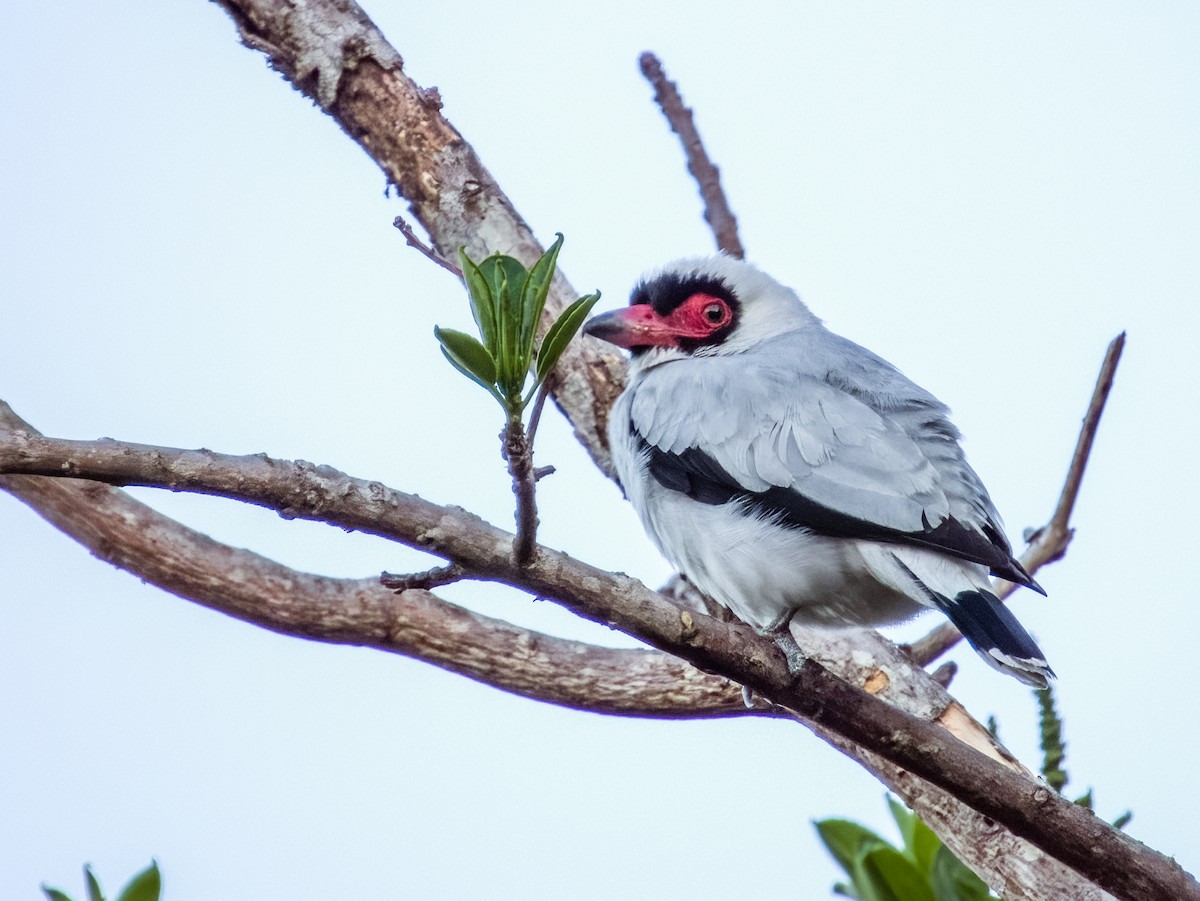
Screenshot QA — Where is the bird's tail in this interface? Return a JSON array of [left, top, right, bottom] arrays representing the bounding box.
[[934, 589, 1055, 689]]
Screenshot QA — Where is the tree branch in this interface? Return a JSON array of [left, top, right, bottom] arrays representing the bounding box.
[[0, 411, 743, 719], [2, 420, 1192, 900], [504, 415, 538, 566], [639, 52, 745, 259], [908, 332, 1126, 666], [210, 0, 628, 473]]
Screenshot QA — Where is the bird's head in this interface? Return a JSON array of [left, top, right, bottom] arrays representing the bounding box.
[[582, 255, 818, 366]]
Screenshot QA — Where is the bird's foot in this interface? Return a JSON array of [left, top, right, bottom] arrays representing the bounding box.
[[771, 624, 810, 678]]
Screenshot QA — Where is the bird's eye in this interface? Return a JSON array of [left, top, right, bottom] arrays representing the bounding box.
[[702, 302, 727, 324]]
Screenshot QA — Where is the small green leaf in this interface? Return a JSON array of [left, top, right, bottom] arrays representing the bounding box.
[[434, 326, 502, 402], [478, 254, 531, 399], [1112, 810, 1133, 830], [535, 291, 601, 386], [815, 818, 890, 877], [520, 234, 564, 365], [115, 862, 161, 901], [929, 845, 993, 901], [40, 887, 74, 901], [459, 248, 497, 353], [85, 867, 105, 901], [858, 846, 936, 901]]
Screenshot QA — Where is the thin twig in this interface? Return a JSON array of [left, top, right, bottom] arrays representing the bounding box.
[[504, 416, 538, 566], [380, 562, 466, 591], [929, 661, 958, 689], [525, 382, 551, 447], [639, 52, 745, 259], [392, 215, 463, 278], [907, 333, 1126, 667]]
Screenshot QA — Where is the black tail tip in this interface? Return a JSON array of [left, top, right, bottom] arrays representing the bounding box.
[[939, 589, 1054, 687]]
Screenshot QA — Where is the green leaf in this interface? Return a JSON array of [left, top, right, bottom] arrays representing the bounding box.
[[929, 845, 993, 901], [40, 887, 74, 901], [887, 795, 916, 850], [858, 846, 936, 901], [115, 862, 161, 901], [478, 253, 530, 397], [520, 234, 564, 366], [1112, 810, 1133, 830], [85, 867, 105, 901], [535, 291, 601, 386], [887, 796, 941, 875], [458, 247, 497, 354], [814, 818, 890, 877], [434, 326, 502, 403]]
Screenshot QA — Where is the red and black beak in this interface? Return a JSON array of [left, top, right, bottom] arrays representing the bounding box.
[[582, 304, 679, 350]]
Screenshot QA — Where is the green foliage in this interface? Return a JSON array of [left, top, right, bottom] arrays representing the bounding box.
[[435, 234, 600, 417], [42, 861, 161, 901], [1035, 684, 1068, 793], [820, 687, 1135, 900], [815, 798, 993, 901]]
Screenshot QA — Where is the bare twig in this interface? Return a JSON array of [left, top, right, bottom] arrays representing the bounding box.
[[639, 51, 745, 259], [929, 661, 958, 689], [525, 381, 551, 447], [503, 416, 538, 566], [907, 333, 1126, 667], [381, 562, 466, 591], [0, 426, 1192, 900], [392, 215, 463, 278]]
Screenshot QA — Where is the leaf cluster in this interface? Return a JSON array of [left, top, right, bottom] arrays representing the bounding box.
[[815, 798, 993, 901], [434, 234, 600, 416], [42, 862, 161, 901]]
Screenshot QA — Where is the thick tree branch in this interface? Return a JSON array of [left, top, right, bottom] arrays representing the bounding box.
[[0, 414, 742, 719], [908, 332, 1126, 666], [638, 52, 745, 259], [2, 423, 1192, 900]]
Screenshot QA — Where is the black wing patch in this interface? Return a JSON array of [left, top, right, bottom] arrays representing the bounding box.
[[639, 435, 1042, 592]]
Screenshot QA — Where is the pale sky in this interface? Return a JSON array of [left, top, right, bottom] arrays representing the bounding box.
[[2, 3, 1198, 898]]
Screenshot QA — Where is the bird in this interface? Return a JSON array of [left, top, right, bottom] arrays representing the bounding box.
[[582, 254, 1053, 687]]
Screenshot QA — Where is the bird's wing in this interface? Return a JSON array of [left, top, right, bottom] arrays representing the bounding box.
[[628, 331, 1033, 583]]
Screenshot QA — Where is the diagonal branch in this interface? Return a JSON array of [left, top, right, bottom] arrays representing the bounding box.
[[210, 0, 628, 472], [639, 52, 745, 259], [908, 332, 1126, 667], [1, 421, 1193, 900]]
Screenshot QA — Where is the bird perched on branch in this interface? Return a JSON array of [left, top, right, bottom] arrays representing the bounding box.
[[582, 255, 1052, 687]]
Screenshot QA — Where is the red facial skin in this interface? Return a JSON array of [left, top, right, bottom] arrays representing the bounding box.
[[583, 293, 732, 350]]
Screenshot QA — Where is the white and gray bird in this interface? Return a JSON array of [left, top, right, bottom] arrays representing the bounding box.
[[582, 255, 1053, 687]]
